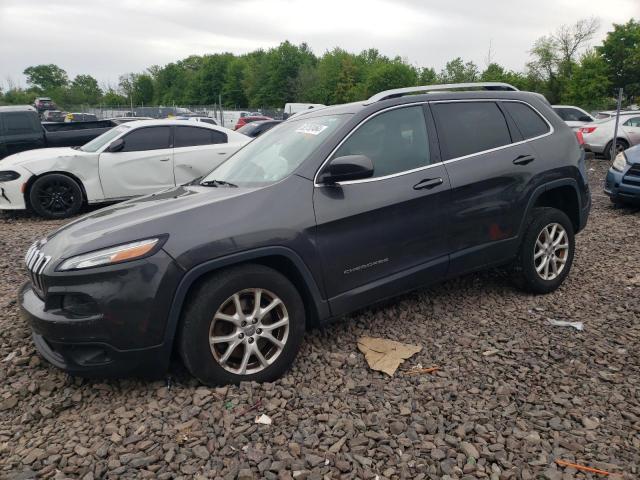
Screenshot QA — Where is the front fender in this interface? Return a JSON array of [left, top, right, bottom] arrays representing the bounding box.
[[160, 246, 331, 361]]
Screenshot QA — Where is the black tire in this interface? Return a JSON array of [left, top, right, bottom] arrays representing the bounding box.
[[29, 174, 84, 219], [512, 207, 575, 294], [604, 138, 628, 160], [178, 264, 306, 386]]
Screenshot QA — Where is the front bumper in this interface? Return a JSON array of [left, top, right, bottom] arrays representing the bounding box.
[[604, 167, 640, 203], [0, 167, 31, 210], [19, 249, 184, 377]]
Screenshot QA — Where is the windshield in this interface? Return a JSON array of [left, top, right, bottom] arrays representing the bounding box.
[[202, 114, 349, 187], [80, 125, 130, 152]]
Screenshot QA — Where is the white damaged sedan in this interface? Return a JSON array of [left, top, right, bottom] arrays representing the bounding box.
[[0, 119, 250, 218]]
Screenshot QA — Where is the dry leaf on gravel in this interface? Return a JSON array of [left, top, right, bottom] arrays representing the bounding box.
[[357, 336, 422, 376], [254, 414, 272, 425]]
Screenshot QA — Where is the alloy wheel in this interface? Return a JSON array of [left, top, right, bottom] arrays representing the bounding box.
[[37, 179, 77, 216], [209, 288, 289, 375], [533, 222, 569, 281]]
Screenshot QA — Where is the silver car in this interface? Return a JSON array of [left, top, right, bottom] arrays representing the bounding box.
[[580, 114, 640, 159]]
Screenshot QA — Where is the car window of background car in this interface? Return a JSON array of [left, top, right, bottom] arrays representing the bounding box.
[[432, 102, 512, 160], [333, 106, 430, 178], [174, 126, 227, 148], [502, 102, 550, 139], [121, 126, 171, 152], [203, 114, 349, 187], [624, 117, 640, 127], [80, 125, 130, 152], [554, 107, 585, 121], [199, 118, 216, 125], [3, 112, 36, 134]]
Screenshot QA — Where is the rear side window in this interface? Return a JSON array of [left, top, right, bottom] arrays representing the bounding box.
[[3, 112, 37, 135], [122, 126, 171, 152], [333, 105, 430, 178], [624, 117, 640, 127], [174, 126, 227, 147], [432, 102, 511, 160], [553, 107, 586, 122], [503, 102, 550, 139]]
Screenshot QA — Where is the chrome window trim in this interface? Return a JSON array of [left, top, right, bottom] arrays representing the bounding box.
[[313, 98, 554, 187]]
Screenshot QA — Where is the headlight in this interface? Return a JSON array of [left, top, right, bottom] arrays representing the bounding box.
[[612, 152, 628, 172], [57, 238, 161, 271], [0, 171, 20, 182]]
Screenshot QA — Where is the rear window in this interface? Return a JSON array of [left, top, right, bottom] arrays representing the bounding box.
[[432, 102, 512, 160], [503, 102, 550, 139], [174, 126, 227, 147], [2, 112, 37, 135]]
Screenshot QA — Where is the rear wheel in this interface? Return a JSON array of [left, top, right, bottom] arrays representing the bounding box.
[[604, 139, 628, 160], [512, 207, 575, 294], [29, 174, 83, 219], [178, 264, 306, 385]]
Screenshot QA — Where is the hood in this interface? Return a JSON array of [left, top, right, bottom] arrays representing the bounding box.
[[0, 147, 89, 170], [40, 184, 259, 263], [624, 144, 640, 164]]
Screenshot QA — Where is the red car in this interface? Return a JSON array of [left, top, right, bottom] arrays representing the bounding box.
[[234, 115, 272, 130]]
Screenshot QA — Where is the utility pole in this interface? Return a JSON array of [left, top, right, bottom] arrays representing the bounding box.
[[611, 88, 623, 160]]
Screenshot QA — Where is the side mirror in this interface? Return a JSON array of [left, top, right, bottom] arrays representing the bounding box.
[[107, 138, 125, 152], [579, 115, 592, 122], [320, 155, 374, 184]]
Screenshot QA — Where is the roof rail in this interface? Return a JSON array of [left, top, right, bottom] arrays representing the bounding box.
[[365, 82, 519, 104]]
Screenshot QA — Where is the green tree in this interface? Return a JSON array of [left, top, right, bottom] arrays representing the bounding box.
[[364, 61, 418, 97], [562, 51, 612, 110], [102, 88, 128, 106], [419, 67, 437, 85], [67, 74, 102, 104], [222, 57, 248, 107], [23, 64, 69, 92], [133, 74, 154, 105], [438, 58, 478, 83], [598, 19, 640, 102]]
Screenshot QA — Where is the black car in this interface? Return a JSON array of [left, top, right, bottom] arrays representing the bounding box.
[[0, 106, 118, 159], [20, 82, 591, 385], [237, 119, 282, 138]]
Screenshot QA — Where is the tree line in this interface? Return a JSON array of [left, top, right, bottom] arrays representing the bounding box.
[[1, 18, 638, 111]]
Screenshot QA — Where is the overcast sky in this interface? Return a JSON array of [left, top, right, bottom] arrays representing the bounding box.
[[0, 0, 638, 89]]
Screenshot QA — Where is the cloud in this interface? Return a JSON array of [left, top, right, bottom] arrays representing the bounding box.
[[0, 0, 637, 87]]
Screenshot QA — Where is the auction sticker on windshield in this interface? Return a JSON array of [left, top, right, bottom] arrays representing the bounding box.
[[295, 124, 328, 135]]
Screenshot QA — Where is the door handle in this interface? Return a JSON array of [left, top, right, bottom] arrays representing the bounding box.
[[217, 152, 227, 155], [413, 177, 443, 190], [158, 157, 170, 162], [513, 154, 535, 165]]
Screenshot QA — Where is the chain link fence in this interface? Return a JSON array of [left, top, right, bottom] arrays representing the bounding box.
[[62, 104, 284, 128]]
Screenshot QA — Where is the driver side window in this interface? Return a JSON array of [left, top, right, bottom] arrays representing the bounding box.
[[121, 127, 171, 152], [333, 106, 430, 178]]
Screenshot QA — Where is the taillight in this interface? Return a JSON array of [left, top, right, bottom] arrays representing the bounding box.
[[575, 131, 585, 145], [579, 126, 597, 134]]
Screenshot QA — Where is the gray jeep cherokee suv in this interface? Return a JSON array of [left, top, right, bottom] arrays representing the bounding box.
[[20, 83, 591, 385]]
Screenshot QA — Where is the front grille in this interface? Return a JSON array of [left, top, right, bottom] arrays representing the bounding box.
[[25, 243, 51, 295], [622, 165, 640, 187]]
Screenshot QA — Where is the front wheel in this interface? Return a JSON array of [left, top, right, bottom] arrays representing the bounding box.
[[512, 207, 575, 294], [178, 264, 306, 385], [28, 174, 84, 219]]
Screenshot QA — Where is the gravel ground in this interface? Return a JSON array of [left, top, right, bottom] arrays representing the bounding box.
[[0, 158, 639, 480]]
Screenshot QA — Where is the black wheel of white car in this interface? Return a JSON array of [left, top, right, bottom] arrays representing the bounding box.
[[604, 139, 628, 160], [178, 264, 305, 385], [29, 174, 83, 219], [512, 207, 575, 294]]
